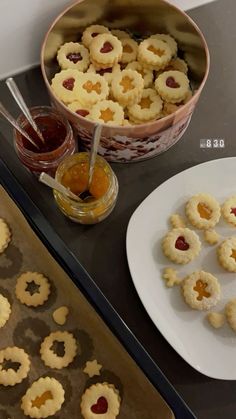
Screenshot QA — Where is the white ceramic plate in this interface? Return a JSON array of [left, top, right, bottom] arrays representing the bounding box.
[[126, 157, 236, 380]]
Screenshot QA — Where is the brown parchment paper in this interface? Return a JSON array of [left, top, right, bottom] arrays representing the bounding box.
[[0, 186, 175, 419]]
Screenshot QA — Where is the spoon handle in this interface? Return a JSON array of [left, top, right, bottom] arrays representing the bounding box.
[[39, 172, 82, 202], [6, 78, 45, 144], [88, 124, 103, 188], [0, 102, 40, 150]]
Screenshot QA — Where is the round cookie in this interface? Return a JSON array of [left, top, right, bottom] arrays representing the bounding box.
[[138, 38, 172, 70], [111, 69, 144, 107], [150, 34, 177, 57], [127, 88, 163, 123], [40, 331, 77, 369], [162, 227, 201, 265], [0, 219, 11, 254], [51, 69, 81, 104], [57, 42, 90, 72], [185, 193, 221, 230], [155, 70, 190, 104], [217, 237, 236, 272], [182, 271, 221, 310], [0, 347, 30, 386], [0, 294, 11, 328], [15, 272, 51, 307], [126, 61, 153, 88], [90, 100, 124, 126], [222, 196, 236, 227], [67, 101, 91, 119], [76, 73, 109, 106], [82, 25, 110, 48], [90, 34, 122, 69], [81, 382, 120, 419], [120, 38, 138, 64]]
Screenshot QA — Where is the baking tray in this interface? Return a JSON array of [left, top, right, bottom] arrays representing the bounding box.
[[0, 158, 196, 419]]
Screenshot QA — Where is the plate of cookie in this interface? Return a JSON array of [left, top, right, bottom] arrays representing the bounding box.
[[127, 157, 236, 380]]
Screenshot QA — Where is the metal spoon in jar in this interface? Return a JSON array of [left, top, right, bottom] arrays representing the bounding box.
[[6, 77, 45, 144], [39, 172, 82, 202], [79, 123, 103, 201], [0, 102, 40, 150]]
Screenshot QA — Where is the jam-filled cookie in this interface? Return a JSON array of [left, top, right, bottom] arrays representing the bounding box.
[[40, 331, 77, 369], [0, 347, 30, 386], [82, 25, 110, 49], [87, 63, 120, 85], [182, 271, 221, 310], [225, 299, 236, 332], [111, 29, 131, 40], [127, 88, 163, 123], [185, 193, 221, 230], [164, 57, 188, 74], [51, 69, 80, 104], [150, 34, 178, 57], [90, 34, 122, 69], [57, 42, 90, 72], [162, 89, 192, 116], [217, 237, 236, 272], [120, 38, 138, 64], [81, 382, 120, 419], [162, 227, 201, 264], [68, 101, 91, 119], [90, 100, 124, 126], [111, 69, 144, 107], [76, 73, 109, 106], [222, 196, 236, 227], [155, 70, 190, 104], [126, 61, 153, 88], [138, 38, 172, 70]]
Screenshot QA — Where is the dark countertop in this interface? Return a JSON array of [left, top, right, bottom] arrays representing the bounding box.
[[0, 0, 236, 417]]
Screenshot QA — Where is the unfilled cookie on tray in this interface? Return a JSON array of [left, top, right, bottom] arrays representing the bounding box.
[[217, 237, 236, 272], [83, 360, 102, 378], [0, 294, 11, 328], [15, 272, 51, 307], [52, 306, 69, 326], [0, 347, 30, 386], [0, 218, 11, 254], [162, 227, 201, 264], [185, 193, 221, 230], [81, 382, 120, 419], [222, 196, 236, 227], [40, 331, 77, 369], [182, 271, 221, 310]]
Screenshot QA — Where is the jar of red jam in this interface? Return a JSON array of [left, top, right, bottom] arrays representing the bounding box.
[[14, 106, 75, 175]]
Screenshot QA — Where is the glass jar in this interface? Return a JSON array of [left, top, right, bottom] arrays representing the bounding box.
[[14, 106, 75, 175], [54, 153, 119, 224]]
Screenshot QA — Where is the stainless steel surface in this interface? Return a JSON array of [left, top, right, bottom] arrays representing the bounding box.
[[88, 124, 103, 189]]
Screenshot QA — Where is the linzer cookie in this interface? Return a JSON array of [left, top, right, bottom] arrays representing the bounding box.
[[87, 63, 120, 85], [82, 25, 110, 49], [111, 69, 144, 106], [185, 193, 221, 230], [57, 42, 90, 72], [111, 29, 131, 40], [0, 219, 11, 253], [164, 57, 188, 74], [0, 294, 11, 328], [21, 377, 65, 418], [51, 69, 81, 104], [0, 347, 30, 386], [76, 73, 109, 106], [222, 196, 236, 227], [126, 61, 153, 88], [138, 38, 172, 70], [40, 331, 77, 369], [120, 38, 138, 64], [182, 271, 221, 310], [217, 237, 236, 272], [150, 34, 177, 57], [162, 227, 201, 264], [162, 89, 192, 116], [15, 272, 51, 307], [90, 34, 122, 69], [90, 100, 124, 126], [68, 101, 91, 119], [81, 382, 121, 419], [155, 70, 189, 103], [127, 88, 163, 123]]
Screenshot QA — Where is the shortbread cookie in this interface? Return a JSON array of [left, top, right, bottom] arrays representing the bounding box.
[[222, 196, 236, 227], [51, 69, 81, 104], [21, 377, 65, 418], [162, 227, 201, 265], [155, 70, 189, 103], [0, 294, 11, 328], [150, 34, 177, 57], [162, 268, 182, 287], [52, 306, 69, 326], [217, 237, 236, 272], [185, 194, 221, 230], [57, 42, 90, 72], [90, 34, 122, 68], [111, 29, 131, 40], [126, 61, 153, 88], [90, 100, 124, 126], [120, 38, 138, 64], [82, 25, 110, 48], [81, 382, 120, 418], [111, 69, 144, 106], [162, 89, 192, 116], [87, 63, 120, 85], [0, 347, 30, 386], [207, 312, 225, 329], [15, 272, 50, 307], [0, 219, 11, 253], [169, 214, 186, 229], [182, 271, 221, 310], [68, 101, 91, 118], [83, 360, 102, 378], [225, 299, 236, 332], [138, 38, 172, 70], [204, 230, 220, 245], [76, 73, 109, 106], [127, 88, 163, 123], [40, 331, 77, 369]]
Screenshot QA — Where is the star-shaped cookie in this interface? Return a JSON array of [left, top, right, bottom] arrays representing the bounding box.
[[83, 360, 102, 378]]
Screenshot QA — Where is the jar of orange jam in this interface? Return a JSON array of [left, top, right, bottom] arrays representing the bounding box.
[[54, 153, 119, 224]]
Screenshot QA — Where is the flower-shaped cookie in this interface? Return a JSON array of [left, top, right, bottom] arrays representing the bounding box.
[[150, 34, 177, 57], [57, 42, 90, 72], [182, 271, 221, 310], [90, 34, 122, 69], [76, 73, 109, 106], [51, 69, 81, 104], [40, 331, 77, 369], [82, 25, 110, 48], [81, 382, 120, 419], [217, 237, 236, 272], [127, 88, 163, 123], [185, 193, 221, 230], [0, 347, 30, 386], [87, 63, 120, 85], [162, 227, 201, 264], [126, 61, 153, 88], [120, 38, 138, 64], [222, 196, 236, 227], [111, 69, 144, 106], [15, 272, 51, 307], [155, 70, 190, 103], [138, 38, 172, 70], [90, 100, 124, 126], [68, 101, 91, 118]]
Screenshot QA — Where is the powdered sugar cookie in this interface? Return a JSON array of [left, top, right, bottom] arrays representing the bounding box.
[[111, 29, 131, 40], [57, 42, 90, 72], [207, 312, 225, 329], [81, 382, 120, 418], [185, 194, 221, 230], [138, 38, 172, 70], [87, 63, 120, 85], [162, 268, 182, 287], [0, 294, 11, 328], [83, 360, 102, 378], [82, 25, 110, 49], [169, 214, 186, 229], [68, 101, 91, 118], [90, 34, 122, 68], [120, 38, 138, 64], [127, 88, 163, 123], [155, 70, 189, 103], [150, 34, 177, 57], [40, 331, 77, 369], [77, 73, 109, 106], [90, 100, 124, 126], [111, 69, 144, 107], [217, 237, 236, 272], [15, 272, 50, 307], [0, 347, 30, 386], [126, 61, 153, 88], [162, 227, 201, 264], [0, 219, 11, 254], [222, 196, 236, 227], [204, 230, 220, 245], [21, 377, 65, 418], [52, 306, 69, 326], [225, 299, 236, 332], [51, 69, 81, 104], [182, 271, 221, 310]]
